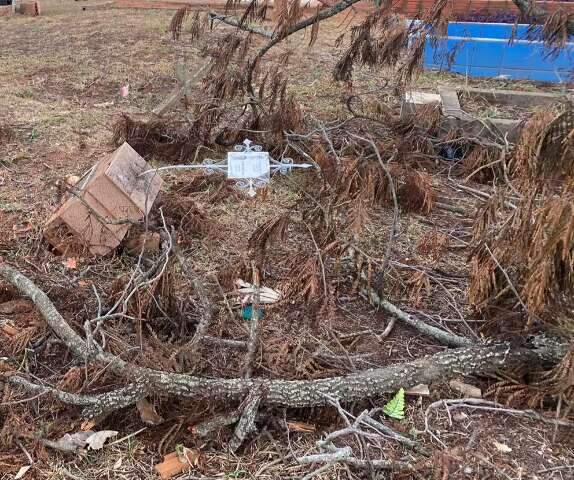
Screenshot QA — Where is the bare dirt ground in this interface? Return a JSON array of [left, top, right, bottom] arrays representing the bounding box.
[[1, 3, 574, 479]]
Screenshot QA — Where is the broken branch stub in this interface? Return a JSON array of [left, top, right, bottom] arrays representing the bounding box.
[[43, 142, 162, 256]]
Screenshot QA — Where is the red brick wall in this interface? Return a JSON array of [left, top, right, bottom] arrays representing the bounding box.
[[0, 5, 12, 16], [357, 0, 574, 17]]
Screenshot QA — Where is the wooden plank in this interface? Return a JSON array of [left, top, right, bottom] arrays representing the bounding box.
[[441, 115, 522, 142], [438, 86, 463, 118]]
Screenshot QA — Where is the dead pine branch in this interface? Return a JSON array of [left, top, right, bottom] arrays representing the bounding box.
[[323, 394, 428, 454], [208, 11, 273, 38], [361, 275, 474, 348], [243, 262, 262, 378], [245, 0, 365, 100], [7, 376, 148, 419], [296, 400, 414, 476], [173, 246, 213, 354], [512, 0, 574, 36], [351, 134, 399, 291]]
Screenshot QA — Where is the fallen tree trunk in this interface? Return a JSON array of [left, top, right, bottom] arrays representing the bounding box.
[[0, 263, 567, 414]]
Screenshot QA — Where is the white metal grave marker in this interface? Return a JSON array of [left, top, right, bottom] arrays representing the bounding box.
[[202, 139, 313, 197], [141, 139, 314, 197]]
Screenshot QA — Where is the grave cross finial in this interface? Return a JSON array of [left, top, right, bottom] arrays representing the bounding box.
[[243, 139, 254, 152]]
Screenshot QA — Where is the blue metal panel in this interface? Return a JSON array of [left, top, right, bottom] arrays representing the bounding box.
[[421, 22, 574, 83]]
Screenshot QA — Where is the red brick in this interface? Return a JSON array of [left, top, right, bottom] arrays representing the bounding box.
[[43, 143, 163, 256]]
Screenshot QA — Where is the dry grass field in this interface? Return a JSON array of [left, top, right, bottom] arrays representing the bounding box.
[[1, 3, 574, 479]]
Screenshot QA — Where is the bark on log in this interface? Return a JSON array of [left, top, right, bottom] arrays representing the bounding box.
[[229, 389, 262, 451], [7, 377, 148, 417]]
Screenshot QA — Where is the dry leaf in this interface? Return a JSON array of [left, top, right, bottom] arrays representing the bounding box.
[[136, 398, 164, 425], [14, 465, 31, 479], [63, 257, 78, 269], [493, 441, 512, 453], [44, 431, 93, 452], [449, 379, 482, 398], [405, 384, 430, 396], [85, 430, 118, 450], [287, 421, 316, 433], [80, 420, 97, 431], [44, 430, 118, 452]]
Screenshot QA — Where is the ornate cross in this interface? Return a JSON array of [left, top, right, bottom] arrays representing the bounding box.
[[200, 139, 314, 196]]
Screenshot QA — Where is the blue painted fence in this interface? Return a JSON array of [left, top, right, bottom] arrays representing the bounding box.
[[421, 22, 574, 83]]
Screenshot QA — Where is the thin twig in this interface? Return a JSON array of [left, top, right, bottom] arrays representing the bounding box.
[[0, 390, 48, 406], [484, 243, 529, 314], [244, 262, 261, 378], [350, 134, 399, 290], [107, 427, 147, 446]]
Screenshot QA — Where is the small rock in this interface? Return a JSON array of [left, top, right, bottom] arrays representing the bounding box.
[[449, 379, 482, 398], [452, 411, 469, 422], [66, 175, 80, 187], [463, 466, 473, 475]]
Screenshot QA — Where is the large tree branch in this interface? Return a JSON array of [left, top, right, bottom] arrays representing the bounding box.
[[245, 0, 364, 98], [7, 377, 148, 417], [208, 11, 274, 38], [0, 263, 567, 412]]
